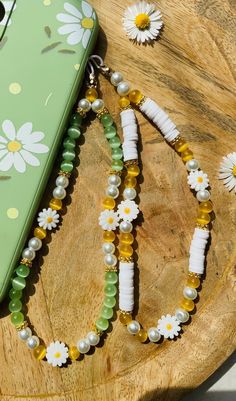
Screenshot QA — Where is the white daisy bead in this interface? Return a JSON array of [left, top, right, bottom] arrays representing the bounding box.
[[187, 170, 209, 192], [157, 314, 181, 339], [118, 200, 139, 222], [218, 152, 236, 193], [99, 210, 119, 231], [46, 341, 68, 367]]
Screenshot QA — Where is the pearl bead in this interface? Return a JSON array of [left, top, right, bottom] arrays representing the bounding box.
[[102, 242, 115, 254], [77, 338, 90, 354], [53, 186, 66, 200], [22, 248, 35, 261], [123, 188, 137, 200], [28, 237, 42, 251], [110, 72, 123, 86], [104, 254, 117, 267], [186, 159, 199, 171], [87, 331, 100, 346], [196, 189, 211, 202], [106, 185, 119, 199], [108, 175, 121, 187], [18, 327, 32, 341], [56, 175, 69, 188], [27, 335, 40, 349], [91, 99, 104, 113], [120, 221, 133, 233], [127, 320, 140, 335], [175, 307, 190, 323], [183, 286, 198, 300], [148, 327, 161, 343], [78, 98, 91, 112], [117, 81, 131, 96]]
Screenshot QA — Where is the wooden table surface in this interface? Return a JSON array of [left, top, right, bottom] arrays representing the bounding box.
[[0, 1, 236, 400]]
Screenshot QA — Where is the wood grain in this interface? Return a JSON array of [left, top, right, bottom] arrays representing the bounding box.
[[0, 0, 236, 400]]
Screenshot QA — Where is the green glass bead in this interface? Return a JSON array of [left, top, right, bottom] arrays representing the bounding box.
[[12, 276, 26, 291], [101, 306, 113, 320], [60, 160, 73, 173], [104, 296, 116, 308], [101, 114, 113, 127], [95, 317, 109, 332], [104, 126, 116, 139], [105, 271, 118, 284], [109, 136, 121, 149], [9, 288, 22, 300], [70, 113, 82, 127], [16, 264, 30, 278], [63, 137, 76, 150], [8, 299, 22, 313], [104, 283, 117, 297], [11, 312, 24, 326], [62, 149, 76, 161], [112, 160, 123, 171], [112, 148, 123, 160], [67, 127, 81, 139]]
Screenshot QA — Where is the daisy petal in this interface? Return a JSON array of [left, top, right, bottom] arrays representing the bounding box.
[[20, 150, 40, 167], [58, 23, 81, 35], [82, 1, 93, 18], [21, 131, 45, 145], [16, 122, 33, 141], [0, 152, 14, 171], [0, 135, 7, 144], [56, 13, 79, 23], [82, 29, 91, 48], [2, 120, 16, 140], [64, 2, 82, 19], [23, 143, 49, 154], [13, 152, 26, 173], [0, 149, 8, 159], [67, 29, 84, 45]]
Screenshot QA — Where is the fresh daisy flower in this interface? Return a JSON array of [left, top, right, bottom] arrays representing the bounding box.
[[0, 1, 16, 27], [123, 1, 163, 44], [187, 170, 209, 192], [218, 152, 236, 193], [46, 341, 68, 367], [99, 210, 119, 231], [0, 120, 49, 173], [157, 314, 181, 339], [117, 200, 139, 222], [37, 208, 60, 230], [57, 1, 96, 48]]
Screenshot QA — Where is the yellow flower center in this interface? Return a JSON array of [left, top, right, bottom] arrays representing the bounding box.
[[81, 17, 94, 29], [54, 352, 61, 359], [135, 13, 150, 30], [166, 324, 172, 331], [197, 177, 203, 183], [7, 140, 21, 152], [233, 165, 236, 177], [124, 207, 131, 214], [47, 217, 53, 223], [107, 217, 114, 224]]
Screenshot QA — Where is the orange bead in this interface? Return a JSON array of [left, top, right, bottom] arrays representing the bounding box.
[[174, 139, 189, 153], [34, 227, 47, 240], [124, 176, 137, 188], [103, 231, 116, 242], [196, 211, 211, 225], [127, 165, 140, 177], [68, 346, 80, 361], [119, 312, 132, 325], [199, 201, 213, 213], [102, 197, 116, 210], [180, 298, 195, 312], [128, 89, 144, 105], [187, 275, 201, 289], [119, 97, 130, 109], [119, 232, 134, 245], [49, 198, 62, 211], [85, 87, 98, 103], [119, 244, 133, 257], [181, 149, 194, 162], [33, 345, 46, 361], [136, 329, 148, 343]]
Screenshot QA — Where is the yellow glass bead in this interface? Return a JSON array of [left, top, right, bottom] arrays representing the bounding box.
[[102, 197, 116, 210], [180, 298, 195, 312], [136, 329, 148, 343], [199, 201, 213, 213], [124, 176, 137, 188], [187, 275, 201, 289], [119, 97, 130, 109], [68, 346, 80, 361], [119, 312, 132, 325], [174, 139, 189, 153], [119, 232, 134, 245], [196, 211, 211, 225], [85, 87, 98, 103], [128, 89, 143, 105], [34, 227, 47, 240], [33, 345, 46, 361], [103, 231, 116, 242], [127, 165, 140, 177], [181, 149, 194, 162], [49, 198, 63, 211], [119, 244, 133, 258]]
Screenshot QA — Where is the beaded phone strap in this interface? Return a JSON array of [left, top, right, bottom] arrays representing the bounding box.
[[89, 55, 213, 343]]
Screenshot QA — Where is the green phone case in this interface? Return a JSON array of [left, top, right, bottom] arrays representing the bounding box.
[[0, 0, 99, 302]]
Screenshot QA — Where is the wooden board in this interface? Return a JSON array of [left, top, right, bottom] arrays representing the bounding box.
[[0, 0, 236, 400]]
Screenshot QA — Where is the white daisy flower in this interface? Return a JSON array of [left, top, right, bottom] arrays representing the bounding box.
[[218, 152, 236, 193], [187, 170, 209, 192], [0, 120, 49, 173], [0, 1, 16, 27], [117, 200, 139, 222], [37, 208, 60, 230], [57, 1, 96, 47], [123, 1, 163, 44], [157, 314, 181, 340], [46, 341, 68, 367], [99, 210, 119, 231]]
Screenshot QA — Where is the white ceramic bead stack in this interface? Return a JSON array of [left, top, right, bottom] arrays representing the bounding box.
[[121, 109, 139, 161], [119, 262, 135, 312], [189, 227, 210, 275]]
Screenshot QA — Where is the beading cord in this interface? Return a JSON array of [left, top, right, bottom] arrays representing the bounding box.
[[89, 55, 213, 343]]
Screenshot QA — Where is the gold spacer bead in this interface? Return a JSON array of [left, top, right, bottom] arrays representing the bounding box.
[[76, 107, 87, 117], [136, 95, 146, 107], [96, 107, 109, 120], [196, 223, 209, 230], [20, 258, 32, 267], [15, 321, 29, 331], [120, 104, 132, 111], [108, 169, 123, 176], [92, 324, 103, 336], [170, 135, 182, 147], [105, 267, 118, 272], [118, 256, 134, 263], [124, 160, 139, 167], [59, 170, 71, 178], [188, 272, 201, 278]]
